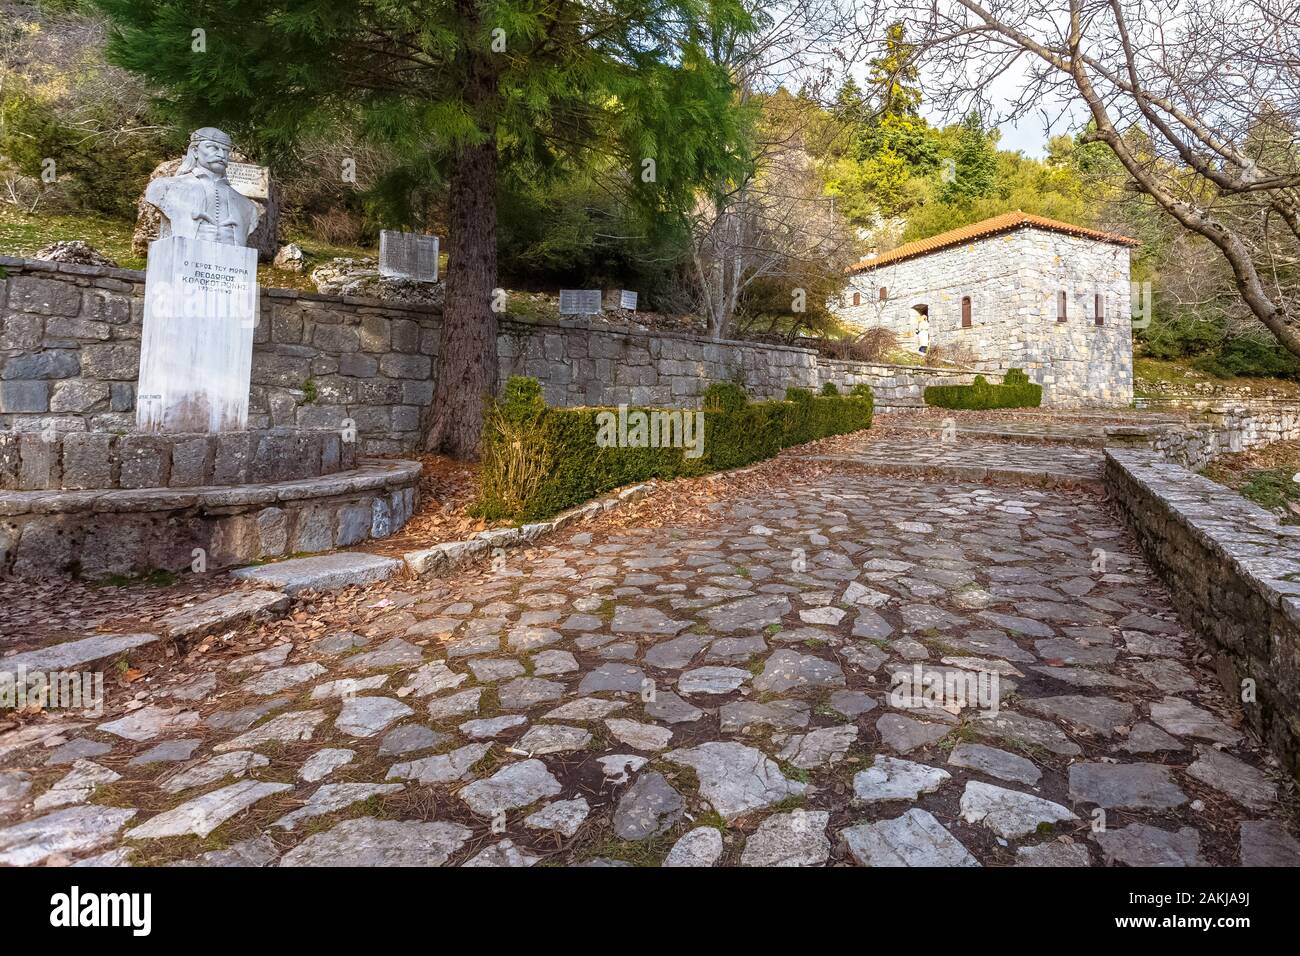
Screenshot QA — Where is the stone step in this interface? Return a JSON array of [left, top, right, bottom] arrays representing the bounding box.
[[158, 589, 291, 640], [230, 552, 403, 594], [887, 422, 1108, 447], [404, 539, 489, 576], [1, 633, 158, 674], [809, 455, 1104, 488]]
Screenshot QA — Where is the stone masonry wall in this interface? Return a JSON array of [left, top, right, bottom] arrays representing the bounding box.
[[0, 257, 437, 455], [1018, 231, 1133, 408], [839, 227, 1133, 407], [813, 359, 1001, 408], [2, 256, 991, 454], [1105, 448, 1300, 783], [1108, 405, 1300, 472], [841, 231, 1024, 356]]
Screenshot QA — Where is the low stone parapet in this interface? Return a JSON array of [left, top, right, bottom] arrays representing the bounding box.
[[0, 427, 356, 490], [815, 358, 1003, 409], [0, 458, 419, 578], [1104, 447, 1300, 782]]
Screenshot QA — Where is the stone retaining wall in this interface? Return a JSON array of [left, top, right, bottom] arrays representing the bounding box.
[[0, 256, 439, 455], [1107, 404, 1300, 471], [2, 256, 1000, 453], [0, 427, 356, 490], [1105, 448, 1300, 782], [814, 358, 1000, 408]]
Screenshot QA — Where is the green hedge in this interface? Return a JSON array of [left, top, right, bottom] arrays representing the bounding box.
[[923, 369, 1042, 409], [477, 377, 874, 522]]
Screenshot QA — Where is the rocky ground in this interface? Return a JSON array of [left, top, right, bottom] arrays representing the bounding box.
[[1, 429, 1298, 867]]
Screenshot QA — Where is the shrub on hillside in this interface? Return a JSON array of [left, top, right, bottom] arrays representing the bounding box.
[[924, 342, 977, 367], [477, 376, 874, 521], [1137, 314, 1225, 361], [1137, 314, 1300, 381], [817, 328, 898, 362], [0, 7, 174, 219], [1192, 335, 1300, 381]]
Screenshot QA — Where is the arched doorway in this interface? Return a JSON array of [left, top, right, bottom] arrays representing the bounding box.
[[911, 304, 930, 354]]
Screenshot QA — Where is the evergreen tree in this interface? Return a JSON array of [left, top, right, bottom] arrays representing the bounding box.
[[855, 22, 937, 175], [833, 77, 868, 125], [94, 0, 755, 457], [866, 21, 922, 119], [940, 111, 998, 204]]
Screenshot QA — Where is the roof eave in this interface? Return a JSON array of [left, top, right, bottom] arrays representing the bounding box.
[[846, 222, 1139, 274]]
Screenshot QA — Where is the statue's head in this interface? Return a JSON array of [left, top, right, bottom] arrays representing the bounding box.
[[177, 127, 234, 176]]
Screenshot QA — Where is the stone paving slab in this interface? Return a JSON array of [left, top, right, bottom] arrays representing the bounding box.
[[808, 438, 1105, 486], [160, 590, 291, 640], [1, 633, 159, 674], [886, 421, 1111, 447]]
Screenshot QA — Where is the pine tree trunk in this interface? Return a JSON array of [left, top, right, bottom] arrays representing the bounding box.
[[425, 69, 500, 458]]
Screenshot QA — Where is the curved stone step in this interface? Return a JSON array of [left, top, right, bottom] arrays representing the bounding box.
[[230, 552, 403, 594]]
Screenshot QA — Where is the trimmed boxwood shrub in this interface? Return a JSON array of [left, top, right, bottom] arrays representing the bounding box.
[[923, 368, 1042, 409], [477, 376, 874, 521]]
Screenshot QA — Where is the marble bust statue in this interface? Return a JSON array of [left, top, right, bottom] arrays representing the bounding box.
[[144, 127, 260, 247]]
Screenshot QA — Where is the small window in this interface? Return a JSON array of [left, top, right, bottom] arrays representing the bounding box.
[[852, 291, 861, 307], [878, 287, 888, 301], [961, 296, 972, 328], [1095, 294, 1104, 326], [1057, 291, 1068, 322]]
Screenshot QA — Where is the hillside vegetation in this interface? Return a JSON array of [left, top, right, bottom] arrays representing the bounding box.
[[1, 2, 1296, 381]]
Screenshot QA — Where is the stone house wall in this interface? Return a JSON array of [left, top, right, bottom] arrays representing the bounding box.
[[1, 255, 994, 454], [839, 228, 1133, 407], [1018, 232, 1133, 407]]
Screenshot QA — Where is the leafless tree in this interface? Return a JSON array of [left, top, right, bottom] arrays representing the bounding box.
[[688, 0, 867, 339], [879, 0, 1300, 353], [690, 132, 856, 339]]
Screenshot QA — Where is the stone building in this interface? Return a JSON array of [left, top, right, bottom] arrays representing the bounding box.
[[837, 211, 1138, 406]]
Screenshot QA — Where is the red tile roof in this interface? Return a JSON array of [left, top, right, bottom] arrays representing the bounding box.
[[846, 211, 1139, 274]]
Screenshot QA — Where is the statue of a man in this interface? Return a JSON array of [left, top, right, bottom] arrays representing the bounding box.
[[144, 127, 260, 247]]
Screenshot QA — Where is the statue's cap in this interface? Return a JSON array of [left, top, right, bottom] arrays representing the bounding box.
[[189, 127, 233, 148]]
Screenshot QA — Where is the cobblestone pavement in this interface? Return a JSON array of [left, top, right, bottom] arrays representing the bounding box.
[[2, 462, 1299, 867]]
